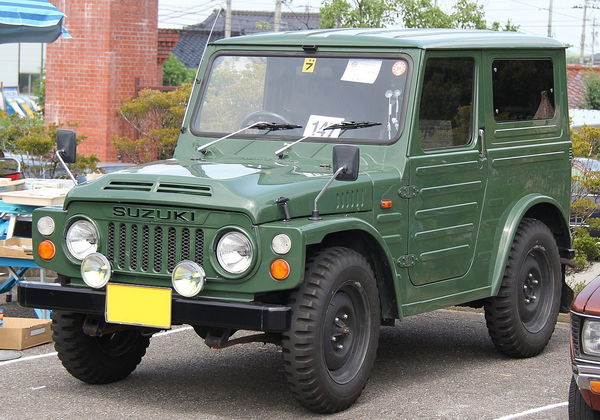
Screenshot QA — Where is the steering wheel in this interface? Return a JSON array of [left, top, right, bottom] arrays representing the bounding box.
[[241, 111, 293, 128]]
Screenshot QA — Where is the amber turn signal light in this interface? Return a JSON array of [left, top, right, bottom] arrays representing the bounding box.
[[590, 381, 600, 394], [270, 259, 290, 280], [380, 200, 393, 209], [38, 240, 56, 260]]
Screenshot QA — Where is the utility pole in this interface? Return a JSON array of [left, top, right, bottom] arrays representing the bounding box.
[[581, 0, 589, 64], [274, 0, 282, 32], [225, 0, 232, 38], [594, 17, 597, 66], [547, 0, 553, 37]]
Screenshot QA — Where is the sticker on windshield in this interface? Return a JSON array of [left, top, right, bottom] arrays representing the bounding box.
[[341, 59, 382, 84], [302, 58, 316, 73], [304, 115, 344, 138], [392, 60, 407, 76]]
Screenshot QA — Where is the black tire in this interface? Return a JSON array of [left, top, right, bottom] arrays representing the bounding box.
[[281, 247, 380, 413], [484, 218, 561, 358], [52, 311, 150, 384], [569, 376, 600, 420]]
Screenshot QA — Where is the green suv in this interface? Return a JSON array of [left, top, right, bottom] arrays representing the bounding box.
[[19, 28, 573, 413]]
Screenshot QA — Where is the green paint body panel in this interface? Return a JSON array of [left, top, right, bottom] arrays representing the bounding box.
[[32, 29, 571, 322]]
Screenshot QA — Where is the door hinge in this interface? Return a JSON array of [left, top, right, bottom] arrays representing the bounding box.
[[397, 254, 418, 268], [398, 185, 419, 199]]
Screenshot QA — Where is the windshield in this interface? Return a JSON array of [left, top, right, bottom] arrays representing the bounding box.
[[193, 54, 410, 143]]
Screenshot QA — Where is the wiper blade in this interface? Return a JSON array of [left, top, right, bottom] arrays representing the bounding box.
[[255, 122, 302, 132], [197, 121, 301, 153], [323, 121, 381, 131]]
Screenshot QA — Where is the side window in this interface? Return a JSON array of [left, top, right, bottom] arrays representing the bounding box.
[[492, 59, 554, 122], [419, 57, 474, 150]]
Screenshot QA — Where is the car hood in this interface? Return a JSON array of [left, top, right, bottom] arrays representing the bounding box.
[[66, 158, 373, 224]]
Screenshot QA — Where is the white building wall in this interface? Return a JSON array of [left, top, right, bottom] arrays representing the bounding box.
[[0, 44, 19, 87]]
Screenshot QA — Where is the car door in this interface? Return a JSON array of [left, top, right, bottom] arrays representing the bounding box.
[[407, 52, 488, 286]]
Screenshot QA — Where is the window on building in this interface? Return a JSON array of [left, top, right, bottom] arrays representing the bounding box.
[[418, 57, 475, 150], [18, 73, 40, 95], [492, 59, 555, 122]]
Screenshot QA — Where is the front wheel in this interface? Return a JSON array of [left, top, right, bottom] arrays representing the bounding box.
[[484, 218, 561, 358], [52, 311, 150, 384], [282, 247, 380, 413]]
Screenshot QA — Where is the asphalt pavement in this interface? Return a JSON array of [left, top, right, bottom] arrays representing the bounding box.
[[1, 309, 570, 419]]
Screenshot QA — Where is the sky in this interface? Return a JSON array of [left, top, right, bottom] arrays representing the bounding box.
[[158, 0, 594, 57]]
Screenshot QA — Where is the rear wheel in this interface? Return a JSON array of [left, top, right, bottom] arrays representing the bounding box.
[[52, 311, 150, 384], [282, 247, 380, 413], [569, 376, 600, 420], [484, 219, 561, 358]]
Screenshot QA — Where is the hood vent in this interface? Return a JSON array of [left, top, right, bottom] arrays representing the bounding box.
[[104, 181, 153, 192], [156, 182, 212, 197]]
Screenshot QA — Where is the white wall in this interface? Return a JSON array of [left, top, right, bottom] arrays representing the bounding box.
[[0, 43, 44, 90], [0, 44, 19, 87]]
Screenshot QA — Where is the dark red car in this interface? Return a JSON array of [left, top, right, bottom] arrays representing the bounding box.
[[570, 276, 600, 419]]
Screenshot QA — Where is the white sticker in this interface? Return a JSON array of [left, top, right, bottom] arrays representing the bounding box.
[[303, 115, 344, 138], [341, 59, 382, 84], [30, 327, 46, 337]]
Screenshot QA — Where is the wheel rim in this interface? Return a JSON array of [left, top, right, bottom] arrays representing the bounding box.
[[323, 280, 371, 385], [518, 245, 554, 333]]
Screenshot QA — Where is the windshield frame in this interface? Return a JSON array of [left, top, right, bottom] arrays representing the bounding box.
[[189, 50, 413, 146]]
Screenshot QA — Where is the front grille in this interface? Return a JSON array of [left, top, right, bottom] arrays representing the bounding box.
[[106, 222, 204, 275], [572, 313, 582, 358]]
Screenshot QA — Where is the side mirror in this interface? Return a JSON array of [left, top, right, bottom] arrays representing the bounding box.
[[333, 145, 360, 181], [56, 129, 77, 164]]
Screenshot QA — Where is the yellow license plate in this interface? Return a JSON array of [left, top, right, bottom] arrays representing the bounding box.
[[106, 284, 172, 329]]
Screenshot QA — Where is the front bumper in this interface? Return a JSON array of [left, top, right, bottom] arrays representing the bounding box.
[[573, 361, 600, 410], [17, 281, 291, 333]]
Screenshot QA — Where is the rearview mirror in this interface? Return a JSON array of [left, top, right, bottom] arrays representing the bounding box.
[[56, 129, 77, 164], [333, 145, 360, 181]]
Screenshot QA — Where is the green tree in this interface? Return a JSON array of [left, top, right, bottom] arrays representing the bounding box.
[[584, 73, 600, 110], [320, 0, 402, 28], [114, 84, 190, 163], [163, 54, 195, 86]]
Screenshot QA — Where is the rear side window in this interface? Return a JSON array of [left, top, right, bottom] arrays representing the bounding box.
[[418, 57, 474, 150], [492, 59, 555, 122]]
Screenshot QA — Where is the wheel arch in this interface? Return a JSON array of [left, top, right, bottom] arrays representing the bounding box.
[[302, 220, 400, 321], [490, 194, 570, 296]]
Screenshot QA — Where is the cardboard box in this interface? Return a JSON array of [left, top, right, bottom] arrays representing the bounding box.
[[0, 237, 33, 259], [0, 317, 52, 350]]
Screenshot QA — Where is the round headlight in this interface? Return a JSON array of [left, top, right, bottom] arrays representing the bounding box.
[[66, 220, 98, 260], [216, 231, 253, 274], [172, 260, 206, 297], [81, 253, 111, 288], [583, 319, 600, 356], [37, 216, 55, 236], [271, 234, 291, 255]]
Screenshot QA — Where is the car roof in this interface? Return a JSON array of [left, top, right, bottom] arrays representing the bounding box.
[[213, 28, 566, 50]]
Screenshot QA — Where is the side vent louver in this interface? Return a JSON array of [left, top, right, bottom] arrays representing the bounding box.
[[156, 183, 212, 197], [104, 181, 153, 192]]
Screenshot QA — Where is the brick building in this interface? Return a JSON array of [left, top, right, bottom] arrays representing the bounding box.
[[45, 0, 160, 161]]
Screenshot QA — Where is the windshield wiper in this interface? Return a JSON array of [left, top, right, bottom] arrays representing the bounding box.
[[197, 121, 301, 154], [275, 121, 381, 157], [323, 121, 381, 134]]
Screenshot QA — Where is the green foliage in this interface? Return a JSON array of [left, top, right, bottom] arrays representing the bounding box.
[[584, 73, 600, 110], [571, 125, 600, 157], [163, 54, 195, 87], [0, 113, 97, 178], [320, 0, 401, 28], [573, 227, 600, 271], [115, 84, 190, 163], [33, 67, 46, 112], [320, 0, 519, 30]]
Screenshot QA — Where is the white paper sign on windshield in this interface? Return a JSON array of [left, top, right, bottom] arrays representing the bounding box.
[[341, 59, 383, 84], [304, 115, 344, 138]]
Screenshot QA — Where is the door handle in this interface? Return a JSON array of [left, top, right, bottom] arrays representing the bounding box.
[[478, 128, 486, 159]]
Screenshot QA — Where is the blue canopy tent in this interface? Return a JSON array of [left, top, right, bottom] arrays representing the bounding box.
[[0, 0, 70, 44]]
